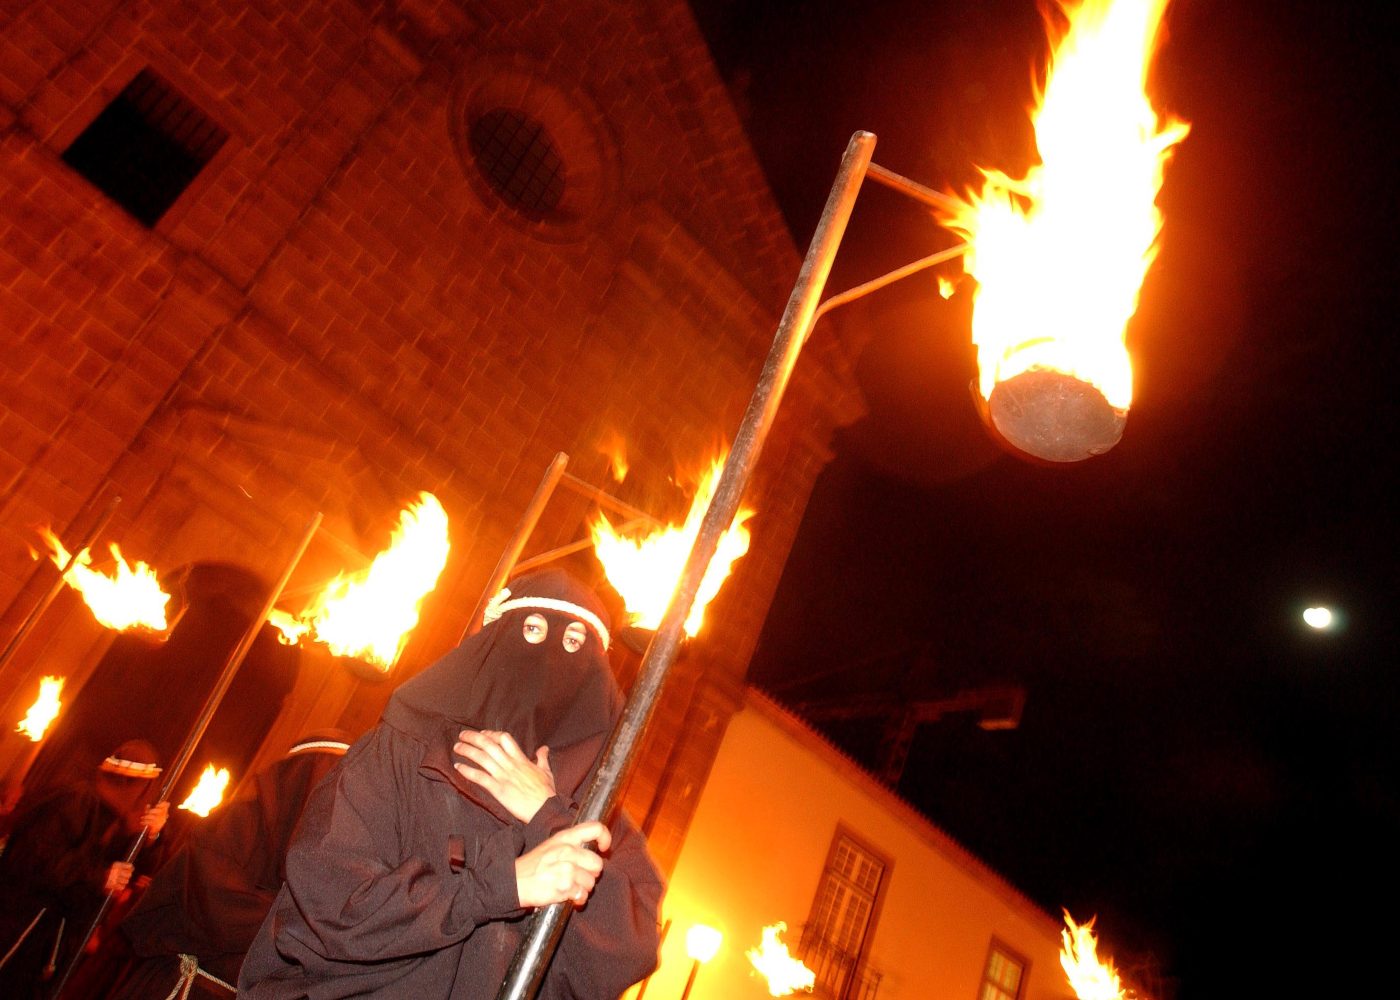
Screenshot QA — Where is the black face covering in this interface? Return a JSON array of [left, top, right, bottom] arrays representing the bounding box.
[[382, 568, 622, 808]]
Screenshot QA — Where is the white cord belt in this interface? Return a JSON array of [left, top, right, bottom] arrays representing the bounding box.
[[161, 953, 236, 1000]]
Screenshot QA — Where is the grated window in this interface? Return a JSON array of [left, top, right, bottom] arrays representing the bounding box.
[[467, 108, 566, 220], [62, 68, 228, 227], [801, 831, 887, 1000]]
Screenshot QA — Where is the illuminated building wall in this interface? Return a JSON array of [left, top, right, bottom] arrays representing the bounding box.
[[0, 0, 861, 860], [646, 688, 1073, 1000]]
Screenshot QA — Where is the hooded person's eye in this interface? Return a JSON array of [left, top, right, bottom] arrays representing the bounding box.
[[562, 621, 587, 653], [522, 614, 548, 643]]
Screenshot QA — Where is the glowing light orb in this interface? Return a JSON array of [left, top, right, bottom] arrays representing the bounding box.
[[686, 924, 723, 964], [1302, 606, 1333, 630]]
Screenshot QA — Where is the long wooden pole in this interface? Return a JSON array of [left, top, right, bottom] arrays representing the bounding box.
[[50, 511, 323, 997], [460, 453, 569, 643], [492, 130, 878, 1000]]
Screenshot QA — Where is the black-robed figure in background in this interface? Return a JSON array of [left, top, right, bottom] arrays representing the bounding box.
[[240, 568, 663, 999], [0, 740, 170, 1000], [107, 730, 354, 999]]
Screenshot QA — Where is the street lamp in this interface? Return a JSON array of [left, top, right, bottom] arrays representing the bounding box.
[[680, 924, 723, 1000]]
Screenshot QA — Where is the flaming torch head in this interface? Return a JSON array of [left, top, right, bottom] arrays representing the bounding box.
[[1060, 912, 1126, 1000], [590, 455, 753, 637], [17, 676, 65, 742], [985, 368, 1128, 463], [943, 0, 1190, 462], [36, 530, 171, 631], [270, 493, 450, 674], [179, 764, 231, 818]]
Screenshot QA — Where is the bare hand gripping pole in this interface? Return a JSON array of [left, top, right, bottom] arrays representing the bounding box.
[[493, 130, 878, 1000]]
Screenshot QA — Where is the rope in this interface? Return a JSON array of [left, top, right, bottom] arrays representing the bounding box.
[[162, 953, 236, 1000]]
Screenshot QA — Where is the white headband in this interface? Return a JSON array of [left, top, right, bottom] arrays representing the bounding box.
[[482, 587, 611, 651], [101, 755, 162, 778], [288, 739, 350, 756]]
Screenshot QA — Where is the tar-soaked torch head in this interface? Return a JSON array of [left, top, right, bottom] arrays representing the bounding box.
[[984, 368, 1127, 463]]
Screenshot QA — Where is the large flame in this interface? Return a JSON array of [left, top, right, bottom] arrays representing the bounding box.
[[941, 0, 1189, 411], [746, 922, 815, 997], [590, 456, 753, 637], [270, 493, 450, 672], [179, 763, 231, 817], [1060, 912, 1125, 1000], [16, 676, 64, 742], [36, 528, 170, 631]]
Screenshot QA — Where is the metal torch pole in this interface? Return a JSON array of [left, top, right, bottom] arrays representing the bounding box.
[[460, 452, 570, 643], [49, 511, 323, 997], [493, 129, 877, 1000], [0, 495, 122, 679]]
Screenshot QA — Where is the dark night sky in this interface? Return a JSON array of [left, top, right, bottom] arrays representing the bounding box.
[[688, 0, 1397, 996]]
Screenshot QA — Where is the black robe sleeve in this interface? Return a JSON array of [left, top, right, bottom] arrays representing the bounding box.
[[3, 788, 110, 914], [270, 725, 525, 965], [120, 771, 279, 963]]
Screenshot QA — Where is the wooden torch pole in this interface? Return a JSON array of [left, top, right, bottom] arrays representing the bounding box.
[[493, 130, 877, 1000], [49, 511, 323, 997], [460, 452, 570, 643]]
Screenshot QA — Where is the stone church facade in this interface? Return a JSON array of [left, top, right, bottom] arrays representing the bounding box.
[[0, 0, 861, 871]]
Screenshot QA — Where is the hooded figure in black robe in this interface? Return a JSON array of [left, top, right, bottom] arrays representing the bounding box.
[[0, 739, 169, 999], [239, 568, 663, 999], [108, 730, 353, 998]]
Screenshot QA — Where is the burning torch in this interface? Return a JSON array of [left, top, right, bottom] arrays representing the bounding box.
[[1, 675, 65, 815], [497, 0, 1188, 991], [49, 512, 323, 995], [0, 496, 121, 680]]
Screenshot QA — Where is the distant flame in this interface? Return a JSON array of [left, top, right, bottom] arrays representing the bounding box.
[[599, 431, 629, 482], [590, 455, 753, 636], [937, 275, 959, 300], [940, 0, 1190, 411], [1060, 912, 1125, 1000], [16, 676, 64, 742], [746, 923, 814, 997], [179, 764, 231, 817], [35, 528, 170, 631], [270, 493, 450, 671]]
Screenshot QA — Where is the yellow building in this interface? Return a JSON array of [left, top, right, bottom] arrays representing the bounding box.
[[635, 687, 1074, 1000]]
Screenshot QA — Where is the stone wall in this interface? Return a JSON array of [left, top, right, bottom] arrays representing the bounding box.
[[0, 0, 863, 871]]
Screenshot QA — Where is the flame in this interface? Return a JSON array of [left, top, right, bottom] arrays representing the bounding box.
[[746, 922, 815, 997], [940, 0, 1189, 411], [35, 528, 170, 631], [599, 430, 629, 482], [937, 275, 959, 300], [178, 764, 231, 817], [16, 676, 64, 742], [590, 456, 753, 636], [271, 493, 450, 671], [1060, 912, 1125, 1000], [268, 608, 312, 645]]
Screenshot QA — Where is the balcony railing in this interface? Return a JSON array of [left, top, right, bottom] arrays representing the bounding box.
[[798, 924, 883, 1000]]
